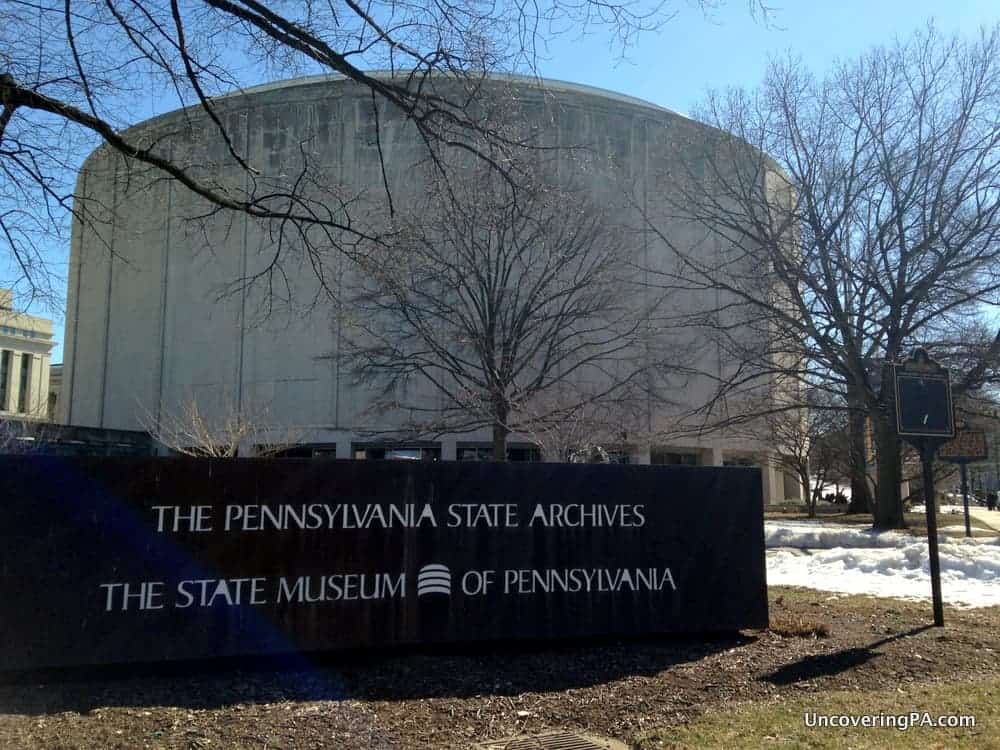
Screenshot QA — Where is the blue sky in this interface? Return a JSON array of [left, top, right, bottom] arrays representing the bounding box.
[[535, 0, 998, 116], [41, 0, 999, 362]]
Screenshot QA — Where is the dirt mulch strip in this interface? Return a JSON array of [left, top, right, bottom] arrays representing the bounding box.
[[1, 587, 998, 749]]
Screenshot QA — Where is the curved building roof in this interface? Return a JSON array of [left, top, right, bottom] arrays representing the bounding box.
[[117, 71, 686, 140], [217, 71, 682, 118]]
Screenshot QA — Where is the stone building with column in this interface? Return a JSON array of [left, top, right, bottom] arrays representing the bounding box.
[[0, 289, 55, 421]]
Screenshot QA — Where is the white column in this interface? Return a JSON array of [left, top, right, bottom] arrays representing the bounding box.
[[634, 444, 651, 465], [700, 446, 724, 467], [31, 353, 47, 417], [541, 447, 561, 463], [40, 353, 51, 419], [790, 473, 807, 502], [761, 461, 783, 506], [336, 436, 353, 460], [900, 480, 911, 503], [7, 349, 22, 414], [440, 439, 457, 461]]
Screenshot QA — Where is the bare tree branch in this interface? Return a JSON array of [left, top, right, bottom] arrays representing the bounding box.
[[339, 155, 675, 459], [1, 0, 766, 306]]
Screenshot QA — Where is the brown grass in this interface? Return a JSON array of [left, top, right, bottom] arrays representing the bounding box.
[[768, 611, 831, 639]]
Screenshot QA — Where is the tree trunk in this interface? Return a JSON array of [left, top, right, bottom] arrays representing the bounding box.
[[873, 408, 906, 529], [492, 402, 509, 462], [802, 469, 816, 517], [846, 384, 873, 514]]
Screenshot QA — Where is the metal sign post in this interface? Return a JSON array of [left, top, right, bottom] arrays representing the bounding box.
[[918, 442, 945, 627], [962, 463, 971, 538], [893, 348, 955, 627], [939, 429, 989, 539]]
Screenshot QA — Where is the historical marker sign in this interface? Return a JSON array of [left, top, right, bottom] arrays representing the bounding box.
[[0, 457, 767, 671], [938, 430, 988, 463], [938, 427, 988, 540], [893, 352, 955, 439]]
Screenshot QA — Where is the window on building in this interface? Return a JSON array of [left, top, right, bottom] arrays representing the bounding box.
[[0, 350, 10, 411], [457, 443, 541, 462], [458, 446, 490, 461], [650, 449, 698, 466], [507, 445, 541, 462], [17, 353, 31, 413], [265, 444, 337, 458], [352, 443, 441, 461]]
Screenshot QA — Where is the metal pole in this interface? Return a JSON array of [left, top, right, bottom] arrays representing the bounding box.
[[994, 430, 999, 493], [961, 461, 972, 538], [922, 444, 945, 626]]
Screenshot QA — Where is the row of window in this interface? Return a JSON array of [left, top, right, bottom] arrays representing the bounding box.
[[0, 350, 32, 413], [262, 445, 752, 465], [266, 443, 544, 462]]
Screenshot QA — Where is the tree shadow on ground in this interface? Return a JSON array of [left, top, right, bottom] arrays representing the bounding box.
[[762, 625, 934, 686], [0, 632, 755, 716]]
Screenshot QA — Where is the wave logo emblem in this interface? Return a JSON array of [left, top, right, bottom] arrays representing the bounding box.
[[416, 564, 452, 597]]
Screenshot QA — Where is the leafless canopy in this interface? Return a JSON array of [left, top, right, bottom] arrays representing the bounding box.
[[521, 380, 651, 462], [141, 394, 304, 456], [341, 159, 657, 459], [744, 389, 849, 516], [644, 24, 1000, 526], [0, 0, 771, 309], [0, 417, 42, 453]]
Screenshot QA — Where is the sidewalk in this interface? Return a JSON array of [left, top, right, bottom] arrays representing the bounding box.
[[968, 506, 1000, 532]]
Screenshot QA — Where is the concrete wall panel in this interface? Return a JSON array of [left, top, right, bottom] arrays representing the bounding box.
[[64, 150, 118, 427]]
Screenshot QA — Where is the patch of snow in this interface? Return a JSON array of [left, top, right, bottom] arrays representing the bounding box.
[[765, 521, 910, 550], [765, 521, 1000, 608]]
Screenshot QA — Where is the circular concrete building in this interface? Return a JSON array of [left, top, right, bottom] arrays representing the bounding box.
[[60, 74, 796, 501]]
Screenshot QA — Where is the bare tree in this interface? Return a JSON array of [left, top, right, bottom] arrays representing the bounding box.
[[0, 412, 68, 453], [748, 391, 848, 516], [142, 395, 303, 457], [341, 161, 661, 459], [521, 380, 650, 462], [0, 418, 37, 453], [645, 24, 1000, 528], [0, 0, 770, 309], [809, 425, 854, 506]]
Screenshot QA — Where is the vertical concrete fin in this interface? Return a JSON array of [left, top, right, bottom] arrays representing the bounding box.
[[98, 155, 120, 428]]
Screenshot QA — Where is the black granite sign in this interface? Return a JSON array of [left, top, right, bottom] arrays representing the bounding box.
[[0, 457, 767, 670]]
